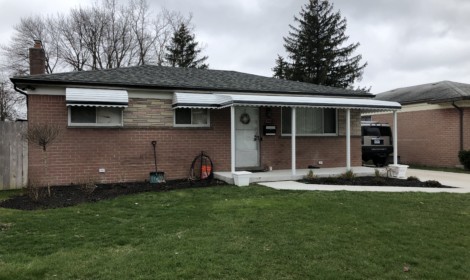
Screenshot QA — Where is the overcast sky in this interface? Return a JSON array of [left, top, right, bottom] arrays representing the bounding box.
[[1, 0, 470, 93]]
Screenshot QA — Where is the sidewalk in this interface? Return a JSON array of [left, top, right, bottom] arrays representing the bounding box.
[[258, 168, 470, 193], [406, 169, 470, 189]]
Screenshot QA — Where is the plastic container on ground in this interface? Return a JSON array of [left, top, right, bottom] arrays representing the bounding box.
[[232, 171, 252, 186]]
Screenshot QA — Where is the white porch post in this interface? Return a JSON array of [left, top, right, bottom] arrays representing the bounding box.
[[346, 109, 351, 171], [231, 106, 236, 173], [291, 107, 296, 176], [393, 110, 398, 165]]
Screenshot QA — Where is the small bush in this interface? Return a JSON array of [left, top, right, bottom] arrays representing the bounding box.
[[78, 179, 98, 195], [425, 180, 442, 188], [24, 180, 48, 201], [407, 176, 420, 182], [458, 150, 470, 170], [374, 169, 382, 178], [340, 170, 356, 180], [304, 170, 317, 180]]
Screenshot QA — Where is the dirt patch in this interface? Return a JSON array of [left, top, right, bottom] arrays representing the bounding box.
[[300, 176, 453, 188], [0, 179, 226, 211]]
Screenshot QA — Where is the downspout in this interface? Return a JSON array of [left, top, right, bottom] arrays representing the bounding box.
[[452, 101, 463, 151], [13, 84, 28, 119]]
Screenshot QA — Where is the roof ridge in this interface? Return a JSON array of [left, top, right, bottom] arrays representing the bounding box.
[[443, 81, 467, 97]]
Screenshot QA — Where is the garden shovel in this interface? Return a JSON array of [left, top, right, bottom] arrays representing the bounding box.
[[149, 141, 165, 183]]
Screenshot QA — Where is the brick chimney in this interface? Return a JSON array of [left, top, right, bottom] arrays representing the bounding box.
[[29, 40, 46, 75]]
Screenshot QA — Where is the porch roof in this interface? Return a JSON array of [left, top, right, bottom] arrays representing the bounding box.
[[172, 92, 401, 111]]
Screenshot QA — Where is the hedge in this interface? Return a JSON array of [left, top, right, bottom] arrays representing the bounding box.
[[458, 150, 470, 170]]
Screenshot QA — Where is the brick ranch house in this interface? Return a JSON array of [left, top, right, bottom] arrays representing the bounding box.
[[365, 81, 470, 168], [12, 43, 400, 186]]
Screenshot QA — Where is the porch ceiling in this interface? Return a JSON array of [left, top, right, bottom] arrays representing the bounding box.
[[172, 92, 401, 111]]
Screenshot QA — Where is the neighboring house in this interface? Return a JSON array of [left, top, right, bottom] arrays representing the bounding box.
[[367, 81, 470, 168], [11, 42, 399, 186]]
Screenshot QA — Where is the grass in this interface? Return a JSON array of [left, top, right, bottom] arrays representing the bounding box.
[[1, 186, 469, 279], [0, 189, 22, 201]]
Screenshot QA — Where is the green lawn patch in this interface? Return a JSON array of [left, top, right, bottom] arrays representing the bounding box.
[[1, 185, 469, 279], [0, 189, 22, 201]]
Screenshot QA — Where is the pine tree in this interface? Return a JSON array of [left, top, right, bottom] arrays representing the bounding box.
[[165, 23, 209, 69], [272, 55, 290, 80], [274, 0, 367, 89]]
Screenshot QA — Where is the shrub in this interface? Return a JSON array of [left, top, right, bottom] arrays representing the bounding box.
[[458, 150, 470, 170], [340, 170, 356, 181], [24, 180, 48, 201], [425, 180, 442, 188], [304, 170, 317, 180], [77, 178, 98, 195], [406, 176, 420, 182], [374, 169, 382, 178]]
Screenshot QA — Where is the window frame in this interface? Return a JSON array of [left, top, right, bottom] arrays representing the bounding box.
[[173, 108, 211, 128], [281, 107, 338, 136], [68, 106, 124, 127]]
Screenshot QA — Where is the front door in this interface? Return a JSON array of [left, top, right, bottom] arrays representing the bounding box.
[[235, 107, 260, 169]]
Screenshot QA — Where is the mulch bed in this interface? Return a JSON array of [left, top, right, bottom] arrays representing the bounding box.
[[1, 176, 454, 211], [0, 179, 227, 211], [300, 176, 454, 188]]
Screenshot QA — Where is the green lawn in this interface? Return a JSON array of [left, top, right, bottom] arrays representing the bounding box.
[[1, 186, 469, 279]]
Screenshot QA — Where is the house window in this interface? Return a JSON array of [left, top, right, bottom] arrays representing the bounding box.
[[281, 107, 337, 135], [174, 108, 210, 127], [68, 107, 123, 126]]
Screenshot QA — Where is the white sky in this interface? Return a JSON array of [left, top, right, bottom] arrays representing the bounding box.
[[1, 0, 470, 93]]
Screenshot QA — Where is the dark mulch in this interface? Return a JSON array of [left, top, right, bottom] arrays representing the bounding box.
[[0, 179, 227, 211], [300, 176, 454, 188]]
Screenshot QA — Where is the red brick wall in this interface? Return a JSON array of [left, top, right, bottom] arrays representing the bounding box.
[[259, 107, 361, 169], [372, 107, 470, 167], [28, 95, 362, 186], [465, 108, 470, 151]]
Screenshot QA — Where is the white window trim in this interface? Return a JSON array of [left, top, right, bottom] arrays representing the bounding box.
[[68, 107, 124, 127], [281, 108, 338, 136], [173, 108, 211, 128]]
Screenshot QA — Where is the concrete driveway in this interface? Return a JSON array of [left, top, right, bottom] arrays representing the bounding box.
[[406, 168, 470, 189], [258, 168, 470, 193]]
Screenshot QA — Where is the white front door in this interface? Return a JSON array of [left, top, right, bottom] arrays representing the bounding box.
[[235, 107, 260, 168]]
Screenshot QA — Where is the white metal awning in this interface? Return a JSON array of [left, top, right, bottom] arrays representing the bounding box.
[[66, 88, 129, 107], [172, 92, 401, 111]]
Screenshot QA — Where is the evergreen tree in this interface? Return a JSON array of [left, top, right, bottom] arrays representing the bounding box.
[[272, 55, 290, 80], [165, 23, 209, 69], [274, 0, 367, 89]]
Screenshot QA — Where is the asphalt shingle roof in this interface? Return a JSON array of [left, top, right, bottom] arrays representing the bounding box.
[[375, 81, 470, 104], [11, 65, 368, 97]]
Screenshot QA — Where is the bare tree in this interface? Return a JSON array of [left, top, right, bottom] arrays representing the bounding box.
[[25, 123, 61, 195], [1, 0, 196, 74], [129, 0, 154, 65], [0, 71, 25, 121], [56, 14, 90, 71], [1, 15, 60, 75]]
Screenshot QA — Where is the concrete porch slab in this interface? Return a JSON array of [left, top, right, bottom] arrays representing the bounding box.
[[214, 166, 376, 185]]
